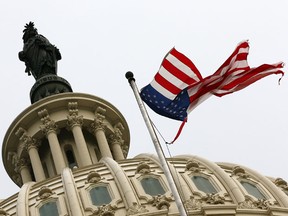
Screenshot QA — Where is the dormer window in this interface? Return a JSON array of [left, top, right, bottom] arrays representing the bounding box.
[[89, 186, 112, 206], [39, 201, 58, 216], [240, 181, 266, 199], [140, 177, 165, 196], [191, 175, 217, 194]]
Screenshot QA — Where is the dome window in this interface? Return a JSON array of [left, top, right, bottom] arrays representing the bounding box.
[[191, 175, 218, 194], [39, 201, 58, 216], [89, 186, 112, 206], [140, 177, 165, 196], [240, 181, 266, 200]]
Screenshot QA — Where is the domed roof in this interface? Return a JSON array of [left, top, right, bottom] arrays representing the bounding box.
[[1, 154, 288, 215]]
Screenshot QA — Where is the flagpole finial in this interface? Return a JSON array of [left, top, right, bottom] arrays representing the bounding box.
[[125, 71, 135, 83]]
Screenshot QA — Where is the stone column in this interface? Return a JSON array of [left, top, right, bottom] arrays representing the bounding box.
[[67, 102, 92, 167], [109, 123, 125, 160], [90, 107, 113, 158], [39, 109, 66, 174], [16, 127, 46, 182], [26, 139, 46, 181], [17, 158, 32, 183]]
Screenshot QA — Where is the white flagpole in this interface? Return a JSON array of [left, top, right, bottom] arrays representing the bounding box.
[[125, 72, 188, 216]]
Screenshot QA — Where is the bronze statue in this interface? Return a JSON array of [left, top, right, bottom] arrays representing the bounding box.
[[19, 22, 61, 80]]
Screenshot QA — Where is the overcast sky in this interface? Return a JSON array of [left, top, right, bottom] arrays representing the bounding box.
[[1, 0, 288, 198]]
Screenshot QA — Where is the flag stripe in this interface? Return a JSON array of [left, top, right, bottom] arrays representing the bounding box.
[[170, 48, 202, 80], [140, 41, 284, 122]]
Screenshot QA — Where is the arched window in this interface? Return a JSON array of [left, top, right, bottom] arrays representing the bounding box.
[[240, 181, 266, 199], [39, 201, 58, 216], [64, 145, 77, 168], [140, 177, 165, 196], [191, 175, 217, 194], [89, 186, 112, 206]]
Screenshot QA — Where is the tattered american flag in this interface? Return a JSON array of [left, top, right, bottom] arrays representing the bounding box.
[[140, 41, 284, 121]]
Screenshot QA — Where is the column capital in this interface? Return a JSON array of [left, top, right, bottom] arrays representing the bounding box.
[[109, 122, 124, 146], [67, 102, 84, 128], [90, 107, 107, 133], [15, 157, 30, 173], [38, 109, 58, 135], [16, 127, 40, 151]]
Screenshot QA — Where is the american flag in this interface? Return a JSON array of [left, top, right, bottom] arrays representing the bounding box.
[[140, 41, 284, 121]]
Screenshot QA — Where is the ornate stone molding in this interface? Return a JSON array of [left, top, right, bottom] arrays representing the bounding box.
[[135, 162, 153, 175], [185, 195, 203, 210], [67, 102, 83, 128], [237, 195, 276, 209], [37, 186, 55, 200], [148, 195, 172, 210], [86, 171, 104, 184], [274, 177, 288, 190], [38, 109, 58, 135], [185, 160, 203, 173], [202, 193, 225, 204], [89, 204, 117, 216], [185, 193, 227, 210], [231, 166, 250, 179], [127, 202, 149, 215], [90, 107, 107, 132]]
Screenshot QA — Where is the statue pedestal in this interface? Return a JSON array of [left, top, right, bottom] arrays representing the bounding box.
[[30, 74, 73, 103]]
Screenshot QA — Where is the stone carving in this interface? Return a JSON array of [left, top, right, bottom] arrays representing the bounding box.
[[127, 202, 149, 215], [91, 107, 107, 132], [148, 195, 172, 210], [38, 109, 58, 135], [274, 177, 288, 190], [237, 195, 275, 209], [67, 102, 83, 127], [15, 157, 30, 173], [19, 22, 61, 80], [202, 193, 225, 204], [185, 160, 203, 173], [109, 123, 124, 146], [89, 204, 117, 216], [37, 186, 55, 200], [16, 127, 40, 151], [231, 166, 250, 178], [185, 195, 203, 210], [86, 171, 103, 184], [135, 162, 153, 174]]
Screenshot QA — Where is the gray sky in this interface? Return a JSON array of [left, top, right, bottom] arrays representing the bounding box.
[[1, 0, 288, 198]]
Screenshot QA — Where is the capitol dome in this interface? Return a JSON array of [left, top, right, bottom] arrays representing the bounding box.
[[1, 92, 288, 216]]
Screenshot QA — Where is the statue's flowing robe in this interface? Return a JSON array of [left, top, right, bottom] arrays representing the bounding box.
[[21, 34, 61, 79]]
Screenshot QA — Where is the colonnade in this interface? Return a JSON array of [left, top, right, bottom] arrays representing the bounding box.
[[13, 103, 126, 184]]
